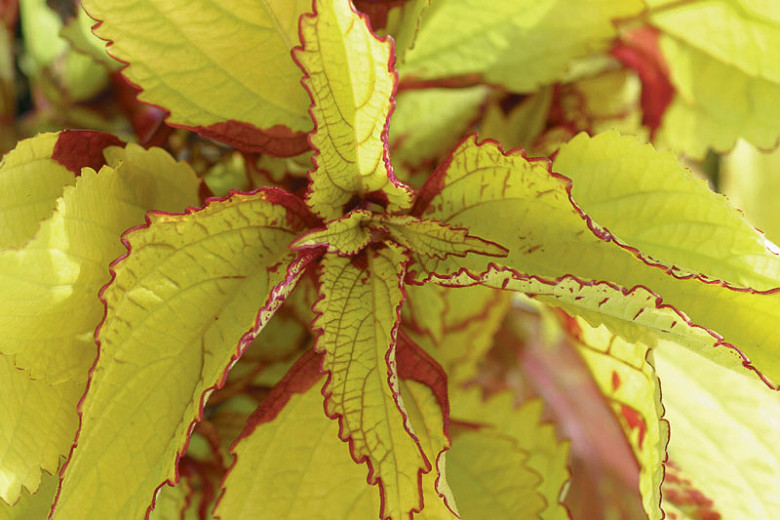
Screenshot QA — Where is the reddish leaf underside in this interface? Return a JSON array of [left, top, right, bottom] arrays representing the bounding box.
[[51, 130, 123, 175]]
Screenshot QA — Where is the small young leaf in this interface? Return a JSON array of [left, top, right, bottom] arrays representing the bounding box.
[[314, 244, 429, 519], [295, 0, 412, 219], [51, 190, 314, 520], [291, 209, 372, 255], [383, 214, 507, 261]]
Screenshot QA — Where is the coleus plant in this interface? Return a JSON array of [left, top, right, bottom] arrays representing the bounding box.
[[2, 0, 780, 519]]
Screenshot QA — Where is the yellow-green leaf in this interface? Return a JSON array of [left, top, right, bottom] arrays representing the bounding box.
[[446, 429, 544, 520], [399, 0, 643, 92], [554, 131, 780, 290], [721, 139, 780, 246], [569, 319, 667, 520], [0, 133, 72, 247], [291, 209, 373, 255], [216, 351, 380, 519], [0, 140, 198, 502], [383, 214, 507, 262], [651, 1, 780, 157], [0, 142, 199, 383], [81, 0, 313, 154], [315, 244, 429, 519], [389, 86, 487, 182], [0, 354, 81, 505], [402, 283, 510, 385], [0, 469, 57, 520], [655, 339, 780, 518], [413, 135, 780, 387], [60, 6, 121, 71], [295, 0, 412, 219], [450, 389, 570, 520], [51, 190, 313, 520], [0, 132, 90, 249]]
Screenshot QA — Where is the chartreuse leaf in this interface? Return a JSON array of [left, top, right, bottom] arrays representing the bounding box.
[[446, 429, 544, 519], [569, 319, 667, 520], [0, 140, 197, 503], [0, 470, 57, 520], [314, 244, 430, 519], [650, 1, 780, 157], [399, 0, 643, 92], [655, 339, 780, 518], [554, 131, 780, 290], [292, 209, 373, 255], [399, 379, 458, 520], [0, 134, 72, 247], [403, 284, 510, 385], [380, 0, 431, 63], [293, 209, 504, 262], [389, 86, 487, 182], [0, 354, 80, 505], [721, 140, 780, 246], [216, 351, 380, 519], [60, 6, 121, 71], [383, 214, 507, 261], [0, 133, 75, 249], [413, 135, 780, 387], [81, 0, 312, 155], [0, 142, 198, 383], [450, 389, 569, 520], [295, 0, 412, 220], [50, 190, 313, 520]]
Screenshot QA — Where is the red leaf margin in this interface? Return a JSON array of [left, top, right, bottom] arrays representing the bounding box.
[[292, 0, 414, 218], [48, 187, 320, 520], [410, 133, 780, 390], [80, 5, 310, 157]]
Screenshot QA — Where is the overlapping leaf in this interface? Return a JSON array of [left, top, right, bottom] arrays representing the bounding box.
[[0, 142, 198, 383], [216, 352, 380, 519], [450, 389, 570, 520], [554, 131, 780, 289], [399, 0, 643, 92], [649, 1, 780, 157], [0, 131, 119, 248], [568, 319, 667, 520], [294, 0, 412, 219], [0, 354, 80, 505], [51, 190, 314, 520], [0, 470, 57, 520], [0, 139, 198, 503], [413, 134, 780, 387], [389, 86, 487, 183], [81, 0, 312, 155], [403, 283, 510, 385], [314, 244, 431, 519], [655, 340, 780, 518]]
